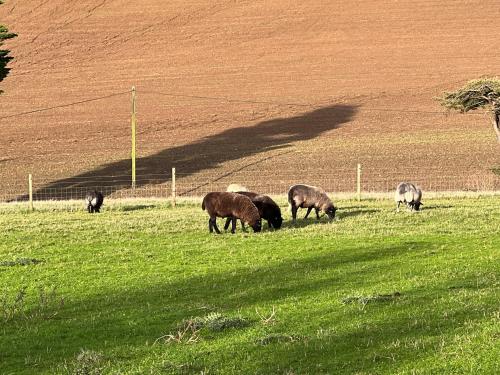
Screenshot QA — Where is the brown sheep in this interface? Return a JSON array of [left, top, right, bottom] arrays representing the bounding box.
[[288, 184, 336, 222], [202, 192, 262, 234], [224, 191, 283, 230]]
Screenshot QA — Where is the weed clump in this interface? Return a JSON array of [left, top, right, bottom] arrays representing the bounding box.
[[1, 285, 64, 322], [60, 349, 104, 375], [162, 361, 207, 374], [180, 312, 249, 332], [0, 258, 43, 267], [156, 312, 250, 345], [256, 333, 304, 346], [341, 292, 401, 306]]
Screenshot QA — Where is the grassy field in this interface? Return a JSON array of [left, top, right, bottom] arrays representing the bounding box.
[[0, 196, 499, 374]]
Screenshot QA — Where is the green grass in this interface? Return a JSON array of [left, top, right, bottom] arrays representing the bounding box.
[[0, 196, 499, 374]]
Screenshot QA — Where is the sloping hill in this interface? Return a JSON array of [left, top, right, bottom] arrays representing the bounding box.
[[1, 0, 499, 197]]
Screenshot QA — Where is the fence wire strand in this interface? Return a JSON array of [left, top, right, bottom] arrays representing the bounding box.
[[2, 168, 499, 203]]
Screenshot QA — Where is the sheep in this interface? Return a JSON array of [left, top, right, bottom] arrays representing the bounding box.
[[86, 190, 104, 213], [226, 184, 249, 193], [223, 191, 283, 230], [395, 182, 423, 212], [288, 184, 337, 222], [202, 192, 262, 234]]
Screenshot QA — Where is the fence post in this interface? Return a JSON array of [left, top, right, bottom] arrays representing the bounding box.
[[28, 173, 34, 211], [172, 167, 176, 207], [357, 163, 362, 201], [131, 86, 137, 189]]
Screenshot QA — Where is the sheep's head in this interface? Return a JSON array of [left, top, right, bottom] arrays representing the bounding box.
[[270, 215, 283, 229], [325, 204, 337, 219], [251, 219, 262, 232], [413, 201, 423, 211]]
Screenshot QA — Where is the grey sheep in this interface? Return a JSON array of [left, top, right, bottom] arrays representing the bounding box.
[[395, 182, 423, 211], [288, 184, 337, 222], [202, 192, 262, 234]]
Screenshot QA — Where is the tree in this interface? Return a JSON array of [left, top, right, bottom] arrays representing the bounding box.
[[438, 78, 500, 143], [0, 1, 16, 92]]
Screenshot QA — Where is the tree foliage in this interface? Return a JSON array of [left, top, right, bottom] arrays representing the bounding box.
[[0, 3, 17, 90], [438, 78, 500, 143]]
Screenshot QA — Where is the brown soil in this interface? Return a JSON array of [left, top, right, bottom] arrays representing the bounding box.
[[1, 1, 499, 199]]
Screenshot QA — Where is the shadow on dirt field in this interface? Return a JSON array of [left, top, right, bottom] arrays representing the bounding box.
[[18, 104, 357, 200]]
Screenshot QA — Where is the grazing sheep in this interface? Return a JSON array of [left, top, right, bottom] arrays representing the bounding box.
[[202, 192, 261, 234], [226, 184, 249, 193], [223, 191, 283, 230], [86, 190, 104, 213], [288, 184, 337, 222], [395, 182, 423, 212]]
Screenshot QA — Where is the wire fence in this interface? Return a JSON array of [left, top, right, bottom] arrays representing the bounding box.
[[1, 87, 499, 204], [2, 167, 499, 203]]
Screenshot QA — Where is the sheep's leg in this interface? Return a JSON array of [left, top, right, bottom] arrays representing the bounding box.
[[291, 204, 298, 222], [304, 207, 313, 219], [267, 220, 272, 229], [212, 218, 222, 234], [223, 217, 231, 230], [293, 207, 299, 222], [240, 220, 246, 231], [396, 201, 400, 212], [315, 208, 320, 220], [231, 218, 237, 234], [87, 204, 92, 213], [209, 218, 214, 233]]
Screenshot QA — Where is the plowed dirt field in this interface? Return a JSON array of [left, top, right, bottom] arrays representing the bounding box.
[[1, 1, 499, 198]]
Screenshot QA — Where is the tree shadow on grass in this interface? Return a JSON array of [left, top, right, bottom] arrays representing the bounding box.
[[420, 205, 454, 211], [280, 218, 334, 229], [338, 205, 366, 210], [16, 104, 357, 201], [278, 207, 380, 229], [337, 208, 380, 219], [251, 284, 497, 374], [116, 204, 157, 212], [1, 240, 496, 373]]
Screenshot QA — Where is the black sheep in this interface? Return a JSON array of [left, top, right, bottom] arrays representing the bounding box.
[[224, 191, 283, 230], [202, 192, 261, 234], [86, 190, 104, 213]]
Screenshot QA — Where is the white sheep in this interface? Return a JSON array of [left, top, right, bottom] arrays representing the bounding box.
[[395, 182, 423, 212], [226, 184, 249, 193]]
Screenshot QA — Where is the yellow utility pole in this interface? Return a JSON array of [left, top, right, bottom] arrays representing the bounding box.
[[131, 86, 137, 189]]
